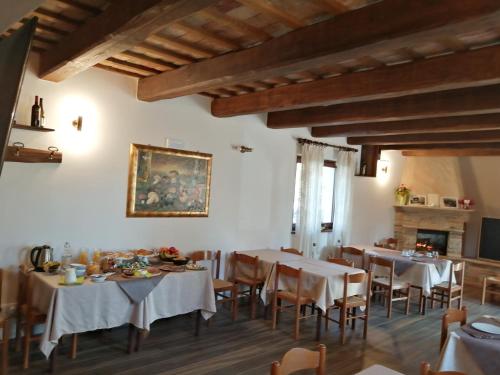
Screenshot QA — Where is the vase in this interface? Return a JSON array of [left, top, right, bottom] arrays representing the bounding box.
[[396, 194, 407, 206]]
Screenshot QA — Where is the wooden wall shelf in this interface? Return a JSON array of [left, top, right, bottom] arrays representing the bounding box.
[[12, 123, 55, 132], [5, 146, 62, 163]]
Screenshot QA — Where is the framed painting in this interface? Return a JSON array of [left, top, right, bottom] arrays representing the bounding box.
[[127, 144, 212, 217]]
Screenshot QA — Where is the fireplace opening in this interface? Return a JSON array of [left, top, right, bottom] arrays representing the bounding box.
[[416, 229, 449, 255]]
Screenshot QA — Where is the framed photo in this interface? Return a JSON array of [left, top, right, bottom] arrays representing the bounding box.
[[126, 144, 212, 217], [427, 193, 440, 207], [441, 196, 458, 209], [409, 194, 427, 206]]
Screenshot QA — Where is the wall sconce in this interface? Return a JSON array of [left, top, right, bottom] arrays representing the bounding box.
[[377, 159, 390, 175], [72, 116, 83, 131], [232, 145, 253, 153]]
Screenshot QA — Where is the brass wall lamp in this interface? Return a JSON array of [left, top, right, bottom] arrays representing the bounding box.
[[72, 116, 83, 131]]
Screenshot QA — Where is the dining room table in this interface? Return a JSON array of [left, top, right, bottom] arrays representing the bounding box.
[[355, 364, 405, 375], [349, 245, 453, 297], [228, 249, 367, 312], [30, 267, 217, 358], [438, 315, 500, 375]]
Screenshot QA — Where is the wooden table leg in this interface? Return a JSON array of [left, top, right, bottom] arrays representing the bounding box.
[[70, 334, 78, 359], [315, 308, 322, 341], [49, 344, 57, 373], [127, 324, 135, 354], [134, 329, 143, 352], [195, 310, 202, 337]]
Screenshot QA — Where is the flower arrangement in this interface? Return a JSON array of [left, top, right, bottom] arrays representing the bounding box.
[[458, 198, 474, 209], [395, 184, 411, 205]]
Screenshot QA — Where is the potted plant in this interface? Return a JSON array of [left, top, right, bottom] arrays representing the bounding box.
[[395, 184, 410, 206]]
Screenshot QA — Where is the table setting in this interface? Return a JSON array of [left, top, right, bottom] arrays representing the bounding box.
[[28, 246, 217, 358], [439, 315, 500, 375]]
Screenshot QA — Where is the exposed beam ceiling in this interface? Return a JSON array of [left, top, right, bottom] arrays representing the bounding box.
[[212, 45, 500, 117], [267, 85, 500, 128], [38, 0, 218, 82], [402, 148, 500, 157], [347, 130, 500, 145], [381, 142, 500, 150], [137, 0, 500, 101], [310, 114, 500, 137]]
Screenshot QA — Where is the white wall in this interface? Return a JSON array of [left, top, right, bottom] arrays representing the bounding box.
[[0, 57, 404, 304]]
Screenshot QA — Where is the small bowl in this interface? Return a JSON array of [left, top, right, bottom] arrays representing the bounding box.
[[173, 257, 190, 266], [90, 274, 107, 283]]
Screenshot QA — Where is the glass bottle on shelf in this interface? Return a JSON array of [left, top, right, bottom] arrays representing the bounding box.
[[30, 95, 40, 127], [40, 97, 45, 127]]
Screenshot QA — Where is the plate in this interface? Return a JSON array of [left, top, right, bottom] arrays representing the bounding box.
[[186, 264, 207, 271], [159, 265, 185, 272], [59, 276, 85, 286], [471, 322, 500, 335]]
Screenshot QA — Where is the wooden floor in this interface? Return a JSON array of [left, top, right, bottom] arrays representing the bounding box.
[[7, 289, 500, 375]]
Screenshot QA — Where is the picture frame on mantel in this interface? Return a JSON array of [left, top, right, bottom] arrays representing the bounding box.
[[126, 143, 212, 217], [440, 196, 458, 209], [427, 193, 440, 207], [409, 194, 426, 206]]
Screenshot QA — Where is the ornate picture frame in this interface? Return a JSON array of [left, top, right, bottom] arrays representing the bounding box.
[[126, 144, 212, 217]]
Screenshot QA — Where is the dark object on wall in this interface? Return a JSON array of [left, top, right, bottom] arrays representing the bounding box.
[[478, 217, 500, 261], [357, 145, 381, 177], [0, 18, 37, 176]]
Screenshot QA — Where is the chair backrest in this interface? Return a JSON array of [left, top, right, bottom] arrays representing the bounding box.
[[18, 264, 31, 309], [191, 250, 222, 279], [280, 247, 303, 256], [275, 263, 302, 301], [342, 271, 372, 309], [0, 268, 2, 313], [341, 246, 365, 269], [270, 344, 326, 375], [233, 252, 259, 282], [440, 306, 467, 351], [369, 255, 395, 283], [452, 261, 465, 287], [375, 238, 398, 249], [327, 257, 354, 267], [420, 362, 465, 375]]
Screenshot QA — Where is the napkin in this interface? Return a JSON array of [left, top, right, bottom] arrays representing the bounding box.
[[109, 273, 165, 304]]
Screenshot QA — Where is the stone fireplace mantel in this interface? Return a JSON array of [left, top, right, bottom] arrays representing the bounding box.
[[393, 205, 474, 257]]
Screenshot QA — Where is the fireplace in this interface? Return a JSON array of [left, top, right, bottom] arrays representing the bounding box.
[[416, 229, 449, 255]]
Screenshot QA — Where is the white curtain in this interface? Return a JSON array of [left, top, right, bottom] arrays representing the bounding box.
[[297, 143, 325, 258], [331, 150, 356, 248]]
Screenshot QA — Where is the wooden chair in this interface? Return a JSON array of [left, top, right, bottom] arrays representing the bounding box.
[[440, 306, 467, 352], [369, 256, 411, 318], [420, 362, 465, 375], [429, 261, 465, 310], [1, 269, 10, 375], [340, 246, 366, 270], [271, 263, 321, 340], [327, 257, 354, 267], [231, 252, 265, 320], [17, 265, 79, 369], [481, 276, 500, 304], [280, 247, 303, 256], [191, 250, 238, 321], [270, 344, 326, 375], [324, 271, 372, 344], [374, 238, 398, 250]]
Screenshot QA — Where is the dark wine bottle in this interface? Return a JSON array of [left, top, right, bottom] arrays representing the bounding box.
[[40, 98, 45, 127], [30, 95, 40, 127]]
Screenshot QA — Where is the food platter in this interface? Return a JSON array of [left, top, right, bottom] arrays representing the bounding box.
[[186, 264, 207, 271], [121, 267, 162, 278], [159, 265, 186, 272]]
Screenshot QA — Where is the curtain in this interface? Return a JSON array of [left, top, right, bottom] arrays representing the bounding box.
[[297, 143, 325, 258], [331, 150, 356, 249]]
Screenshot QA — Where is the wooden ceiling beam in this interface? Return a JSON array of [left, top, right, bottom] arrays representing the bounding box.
[[237, 0, 305, 29], [310, 114, 500, 137], [133, 42, 194, 65], [314, 0, 351, 15], [38, 0, 218, 81], [347, 129, 500, 145], [146, 34, 214, 59], [381, 142, 500, 150], [138, 0, 500, 101], [212, 44, 500, 117], [170, 21, 240, 51], [402, 148, 500, 157], [267, 85, 500, 128]]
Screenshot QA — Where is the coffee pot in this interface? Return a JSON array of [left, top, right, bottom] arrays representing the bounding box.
[[30, 245, 53, 272]]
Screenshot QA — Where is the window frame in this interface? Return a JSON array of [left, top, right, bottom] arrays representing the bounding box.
[[291, 156, 336, 234]]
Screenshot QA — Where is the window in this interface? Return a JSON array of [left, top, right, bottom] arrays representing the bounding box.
[[292, 156, 336, 233]]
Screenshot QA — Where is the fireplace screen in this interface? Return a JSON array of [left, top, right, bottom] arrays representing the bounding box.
[[416, 229, 449, 255]]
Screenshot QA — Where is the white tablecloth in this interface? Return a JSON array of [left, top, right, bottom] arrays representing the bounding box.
[[350, 245, 453, 296], [233, 250, 366, 312], [31, 270, 216, 358], [355, 365, 405, 375]]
